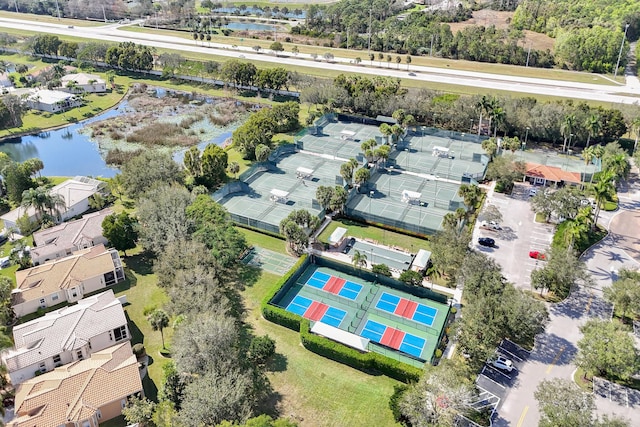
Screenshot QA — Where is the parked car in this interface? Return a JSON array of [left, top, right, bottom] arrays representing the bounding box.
[[529, 250, 546, 260], [342, 237, 356, 254], [491, 356, 514, 372], [528, 187, 538, 197], [0, 233, 7, 245], [481, 221, 502, 231], [478, 237, 495, 247], [0, 257, 9, 269]]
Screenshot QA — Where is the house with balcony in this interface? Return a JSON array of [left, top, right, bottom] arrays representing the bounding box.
[[11, 244, 125, 318], [7, 341, 143, 427], [1, 176, 106, 230], [2, 290, 129, 385], [31, 208, 112, 265]]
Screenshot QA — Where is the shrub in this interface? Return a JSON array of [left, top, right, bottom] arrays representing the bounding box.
[[299, 319, 422, 383], [260, 255, 308, 331], [132, 343, 146, 357], [248, 335, 276, 365], [435, 349, 443, 358], [142, 305, 157, 316]]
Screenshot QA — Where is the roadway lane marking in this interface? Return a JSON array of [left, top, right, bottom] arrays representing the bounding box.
[[516, 406, 529, 427], [546, 346, 566, 374]]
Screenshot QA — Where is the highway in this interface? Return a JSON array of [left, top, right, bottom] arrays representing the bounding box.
[[2, 16, 640, 105]]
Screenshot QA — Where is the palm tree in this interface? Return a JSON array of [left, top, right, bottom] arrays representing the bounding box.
[[457, 184, 482, 212], [561, 114, 576, 152], [491, 106, 505, 137], [390, 124, 403, 144], [604, 153, 630, 181], [632, 116, 640, 153], [148, 309, 170, 349], [379, 123, 392, 144], [228, 161, 240, 179], [585, 114, 601, 148], [352, 250, 367, 269], [591, 171, 615, 228], [44, 192, 66, 221], [476, 95, 492, 136], [21, 187, 49, 220]]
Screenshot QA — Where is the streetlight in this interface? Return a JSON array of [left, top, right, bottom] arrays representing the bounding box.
[[369, 190, 374, 222], [614, 23, 630, 80], [405, 148, 410, 170], [469, 119, 474, 133], [568, 133, 574, 152], [420, 202, 426, 234], [523, 126, 530, 150], [388, 166, 393, 196]]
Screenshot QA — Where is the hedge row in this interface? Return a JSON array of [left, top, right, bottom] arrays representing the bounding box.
[[299, 319, 422, 383], [260, 255, 308, 332]]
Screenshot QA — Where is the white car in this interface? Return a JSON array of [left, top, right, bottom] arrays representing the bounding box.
[[528, 188, 538, 197], [491, 356, 514, 372]]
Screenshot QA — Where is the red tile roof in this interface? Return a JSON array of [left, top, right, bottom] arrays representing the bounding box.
[[525, 163, 581, 183]]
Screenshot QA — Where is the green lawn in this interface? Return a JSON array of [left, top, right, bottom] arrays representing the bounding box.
[[0, 10, 105, 26], [318, 219, 430, 253], [240, 247, 400, 426], [238, 227, 287, 255], [112, 246, 171, 401]]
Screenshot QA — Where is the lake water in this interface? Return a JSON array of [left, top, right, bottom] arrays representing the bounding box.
[[224, 22, 276, 31], [212, 7, 306, 19], [0, 93, 239, 178]]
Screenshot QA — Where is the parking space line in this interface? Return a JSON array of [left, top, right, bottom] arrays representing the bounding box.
[[498, 348, 523, 362], [485, 364, 512, 379], [478, 372, 507, 389], [516, 406, 529, 427]]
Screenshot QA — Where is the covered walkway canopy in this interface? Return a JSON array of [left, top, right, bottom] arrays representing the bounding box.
[[340, 130, 356, 140], [402, 190, 422, 204], [311, 321, 370, 352], [411, 249, 432, 272], [296, 166, 314, 179], [328, 227, 348, 246], [432, 146, 450, 158], [270, 189, 290, 203]]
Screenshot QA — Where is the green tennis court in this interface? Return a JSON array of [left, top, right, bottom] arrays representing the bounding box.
[[243, 246, 297, 275]]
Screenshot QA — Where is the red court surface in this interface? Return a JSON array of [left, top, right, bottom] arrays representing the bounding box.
[[394, 298, 418, 319], [323, 277, 346, 294], [380, 327, 406, 349], [305, 301, 329, 321], [389, 329, 405, 349]]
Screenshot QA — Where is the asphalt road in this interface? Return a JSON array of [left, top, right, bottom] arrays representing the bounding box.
[[2, 16, 640, 104]]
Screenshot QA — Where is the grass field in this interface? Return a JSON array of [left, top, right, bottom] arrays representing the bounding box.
[[318, 219, 431, 254], [241, 230, 401, 426], [0, 10, 105, 27], [112, 246, 171, 401]]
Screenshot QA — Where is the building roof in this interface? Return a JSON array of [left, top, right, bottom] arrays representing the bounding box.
[[525, 163, 582, 184], [60, 73, 105, 85], [32, 209, 112, 261], [4, 290, 126, 373], [328, 227, 347, 245], [12, 244, 116, 306], [26, 89, 76, 105], [9, 342, 142, 427], [1, 176, 105, 224], [412, 249, 432, 270]]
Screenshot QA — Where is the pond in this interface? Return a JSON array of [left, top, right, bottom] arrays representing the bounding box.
[[212, 7, 306, 19], [0, 90, 242, 179], [224, 22, 276, 31]]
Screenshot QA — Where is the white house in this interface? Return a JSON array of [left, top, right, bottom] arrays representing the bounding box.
[[31, 208, 112, 265], [24, 88, 81, 113], [0, 72, 13, 90], [2, 290, 130, 385], [60, 72, 106, 93], [11, 244, 125, 317], [1, 176, 106, 230]]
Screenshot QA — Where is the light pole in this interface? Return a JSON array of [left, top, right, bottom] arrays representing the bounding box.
[[568, 133, 574, 152], [614, 23, 630, 80], [420, 202, 426, 235], [367, 8, 372, 55], [524, 126, 530, 150], [405, 148, 409, 170], [469, 119, 474, 133], [388, 166, 393, 196]]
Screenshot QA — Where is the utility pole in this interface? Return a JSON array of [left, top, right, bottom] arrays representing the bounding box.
[[367, 8, 372, 55], [430, 34, 434, 56], [54, 0, 61, 19], [526, 43, 531, 67], [614, 23, 630, 79], [346, 28, 349, 50], [102, 5, 107, 23], [14, 0, 18, 13]]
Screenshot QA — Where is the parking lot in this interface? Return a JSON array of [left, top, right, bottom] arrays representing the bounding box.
[[475, 339, 531, 414], [474, 183, 555, 289]]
